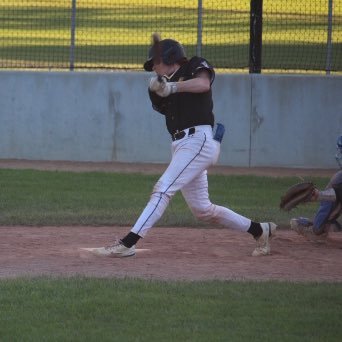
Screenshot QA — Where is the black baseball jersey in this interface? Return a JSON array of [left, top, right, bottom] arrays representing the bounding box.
[[148, 56, 215, 135]]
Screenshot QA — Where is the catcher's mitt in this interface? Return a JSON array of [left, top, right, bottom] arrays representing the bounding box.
[[280, 182, 316, 211]]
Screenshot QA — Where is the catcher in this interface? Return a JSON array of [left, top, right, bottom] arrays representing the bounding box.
[[280, 135, 342, 236]]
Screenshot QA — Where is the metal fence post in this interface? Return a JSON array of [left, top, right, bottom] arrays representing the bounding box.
[[249, 0, 263, 73], [70, 0, 77, 71], [196, 0, 203, 57], [326, 0, 333, 75]]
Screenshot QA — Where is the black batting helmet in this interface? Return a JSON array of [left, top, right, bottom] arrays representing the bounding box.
[[143, 38, 186, 72]]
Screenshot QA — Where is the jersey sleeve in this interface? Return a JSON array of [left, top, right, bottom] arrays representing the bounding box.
[[189, 57, 215, 85]]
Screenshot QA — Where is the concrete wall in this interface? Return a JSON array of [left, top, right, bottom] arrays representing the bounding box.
[[0, 71, 341, 168]]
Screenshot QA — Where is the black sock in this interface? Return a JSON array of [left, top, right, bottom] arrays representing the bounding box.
[[247, 221, 263, 238], [121, 232, 141, 248]]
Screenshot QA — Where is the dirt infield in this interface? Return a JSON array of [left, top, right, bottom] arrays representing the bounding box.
[[0, 226, 341, 282], [0, 159, 341, 282]]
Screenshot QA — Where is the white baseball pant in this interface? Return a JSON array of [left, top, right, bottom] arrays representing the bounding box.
[[131, 125, 251, 237]]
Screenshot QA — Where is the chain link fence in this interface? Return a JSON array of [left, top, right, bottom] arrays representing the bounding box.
[[0, 0, 341, 73]]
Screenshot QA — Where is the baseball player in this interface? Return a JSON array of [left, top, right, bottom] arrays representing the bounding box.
[[90, 33, 277, 258], [290, 135, 342, 236]]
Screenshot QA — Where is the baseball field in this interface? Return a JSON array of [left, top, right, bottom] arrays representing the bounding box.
[[0, 160, 341, 341], [0, 1, 341, 340]]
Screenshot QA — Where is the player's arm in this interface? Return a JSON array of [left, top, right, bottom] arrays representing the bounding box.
[[175, 69, 211, 93], [148, 88, 167, 114], [150, 69, 212, 97]]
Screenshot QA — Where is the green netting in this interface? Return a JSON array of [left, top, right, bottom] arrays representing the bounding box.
[[0, 0, 341, 73]]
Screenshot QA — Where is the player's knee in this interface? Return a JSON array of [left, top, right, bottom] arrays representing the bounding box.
[[150, 191, 170, 205], [191, 204, 216, 222], [152, 181, 175, 197]]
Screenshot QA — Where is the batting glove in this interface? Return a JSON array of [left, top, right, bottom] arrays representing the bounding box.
[[149, 76, 163, 92], [149, 76, 178, 97], [156, 81, 177, 97]]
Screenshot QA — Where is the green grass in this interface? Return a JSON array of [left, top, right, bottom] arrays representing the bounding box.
[[0, 168, 329, 227], [0, 169, 340, 340], [0, 0, 341, 71], [0, 277, 341, 341]]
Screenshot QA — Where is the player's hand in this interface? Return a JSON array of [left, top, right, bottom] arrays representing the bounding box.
[[149, 76, 164, 92], [156, 81, 177, 97], [149, 76, 177, 97]]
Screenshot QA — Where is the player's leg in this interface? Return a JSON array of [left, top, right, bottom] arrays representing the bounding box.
[[130, 131, 218, 238], [312, 201, 335, 234], [91, 130, 217, 257], [312, 200, 342, 234], [181, 172, 276, 256], [181, 170, 251, 230]]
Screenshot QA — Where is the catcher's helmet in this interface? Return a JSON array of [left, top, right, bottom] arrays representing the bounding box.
[[336, 135, 342, 168], [144, 39, 186, 71]]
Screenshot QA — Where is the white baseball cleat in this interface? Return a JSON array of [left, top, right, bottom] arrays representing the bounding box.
[[252, 222, 277, 257], [87, 241, 136, 257]]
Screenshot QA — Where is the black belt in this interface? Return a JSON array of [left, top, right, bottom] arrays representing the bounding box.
[[171, 127, 196, 141]]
